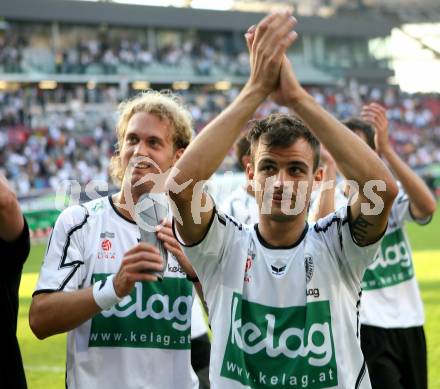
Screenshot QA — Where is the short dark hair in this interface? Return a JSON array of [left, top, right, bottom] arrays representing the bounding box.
[[342, 118, 376, 151], [247, 114, 320, 171], [234, 131, 251, 171]]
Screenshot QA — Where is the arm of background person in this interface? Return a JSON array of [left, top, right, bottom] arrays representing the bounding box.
[[362, 102, 437, 220], [310, 147, 337, 222], [0, 173, 24, 241], [157, 221, 208, 313], [167, 11, 298, 245]]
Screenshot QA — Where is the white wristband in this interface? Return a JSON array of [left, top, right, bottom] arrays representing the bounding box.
[[92, 274, 123, 310]]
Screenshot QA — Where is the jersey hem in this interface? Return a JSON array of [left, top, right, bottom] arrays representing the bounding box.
[[32, 288, 58, 297], [360, 322, 425, 329]]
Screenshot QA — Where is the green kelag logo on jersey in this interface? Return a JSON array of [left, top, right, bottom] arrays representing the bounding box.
[[220, 293, 338, 388], [89, 274, 193, 349], [362, 228, 414, 290]]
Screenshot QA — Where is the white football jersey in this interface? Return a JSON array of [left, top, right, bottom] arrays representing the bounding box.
[[34, 196, 198, 389], [356, 190, 430, 328], [191, 294, 208, 339], [314, 185, 430, 328], [220, 186, 258, 225], [176, 205, 382, 389]]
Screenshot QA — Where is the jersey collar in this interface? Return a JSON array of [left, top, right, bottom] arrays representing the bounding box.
[[108, 195, 137, 225], [254, 222, 308, 250]]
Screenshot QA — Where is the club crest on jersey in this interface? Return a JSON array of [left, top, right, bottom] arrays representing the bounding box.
[[305, 255, 314, 284]]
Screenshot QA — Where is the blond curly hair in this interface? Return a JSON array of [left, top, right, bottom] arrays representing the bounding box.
[[109, 90, 193, 184]]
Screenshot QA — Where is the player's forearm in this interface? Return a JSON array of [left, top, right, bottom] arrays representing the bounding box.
[[290, 96, 398, 203], [0, 179, 24, 241], [29, 288, 101, 339], [382, 146, 437, 218], [169, 84, 265, 199]]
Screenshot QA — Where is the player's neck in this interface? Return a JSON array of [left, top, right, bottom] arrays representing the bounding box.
[[112, 191, 137, 222], [257, 215, 307, 248]]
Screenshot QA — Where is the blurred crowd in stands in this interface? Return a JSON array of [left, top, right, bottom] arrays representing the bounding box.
[[0, 29, 249, 77], [1, 84, 439, 196], [0, 31, 27, 74]]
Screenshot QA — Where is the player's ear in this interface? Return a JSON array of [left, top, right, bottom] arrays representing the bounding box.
[[242, 155, 251, 171], [312, 167, 323, 191], [173, 148, 185, 164], [246, 160, 254, 181]]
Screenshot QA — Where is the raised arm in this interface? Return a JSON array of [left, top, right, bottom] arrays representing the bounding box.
[[167, 11, 298, 244], [273, 59, 398, 245], [157, 221, 207, 309], [362, 103, 437, 220], [310, 147, 337, 222]]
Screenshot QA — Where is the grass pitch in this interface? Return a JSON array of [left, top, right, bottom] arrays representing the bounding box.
[[19, 213, 440, 388]]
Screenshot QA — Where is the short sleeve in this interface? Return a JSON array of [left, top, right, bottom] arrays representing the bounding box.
[[173, 208, 243, 307], [34, 205, 89, 295], [220, 197, 233, 216], [313, 206, 384, 283], [392, 189, 432, 226]]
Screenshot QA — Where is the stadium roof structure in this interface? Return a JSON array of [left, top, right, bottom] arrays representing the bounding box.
[[4, 0, 438, 23], [216, 0, 440, 23], [1, 0, 398, 37]]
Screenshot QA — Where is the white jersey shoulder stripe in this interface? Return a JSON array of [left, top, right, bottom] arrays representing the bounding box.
[[57, 205, 89, 291], [313, 210, 349, 251], [33, 205, 89, 295]]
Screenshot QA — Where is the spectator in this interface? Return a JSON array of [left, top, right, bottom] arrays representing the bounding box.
[[0, 173, 31, 388]]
